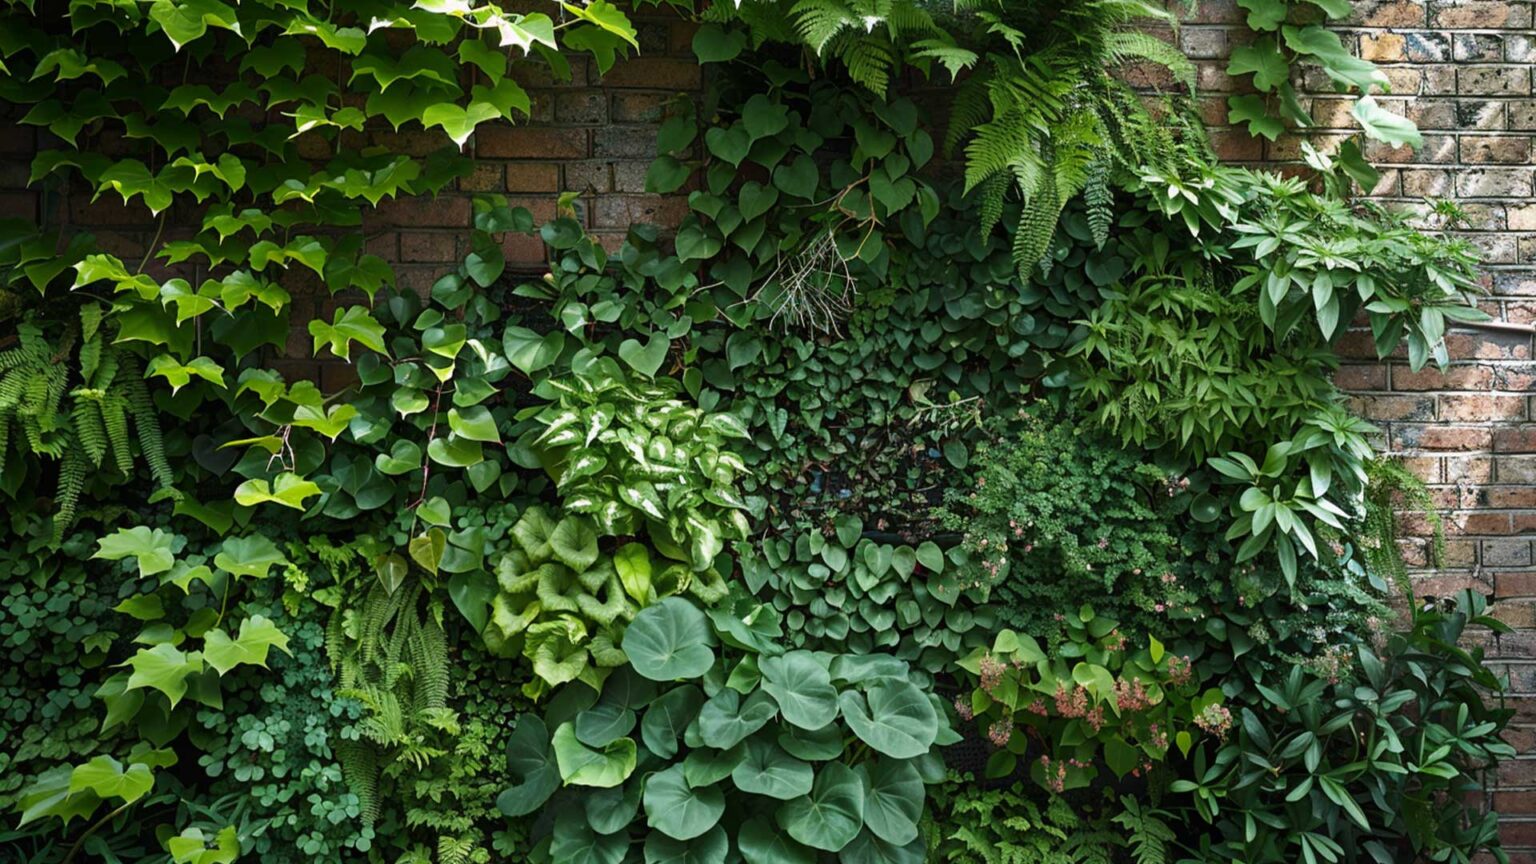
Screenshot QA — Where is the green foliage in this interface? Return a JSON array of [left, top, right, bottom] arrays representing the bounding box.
[[957, 614, 1219, 793], [922, 774, 1133, 863], [1222, 0, 1415, 155], [502, 593, 957, 860], [521, 358, 752, 572], [741, 519, 996, 673], [1170, 590, 1513, 864]]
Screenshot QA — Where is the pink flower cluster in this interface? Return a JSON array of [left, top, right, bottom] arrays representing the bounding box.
[[1194, 703, 1233, 738], [1114, 678, 1152, 712]]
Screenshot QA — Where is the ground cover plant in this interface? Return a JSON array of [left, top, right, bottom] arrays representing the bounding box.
[[0, 0, 1513, 862]]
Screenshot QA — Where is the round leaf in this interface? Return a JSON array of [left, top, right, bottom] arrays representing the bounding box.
[[776, 761, 865, 852], [838, 682, 938, 759], [625, 597, 717, 681], [759, 650, 839, 730], [732, 736, 813, 800], [643, 764, 725, 841]]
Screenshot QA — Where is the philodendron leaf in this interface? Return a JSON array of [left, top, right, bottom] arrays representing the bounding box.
[[641, 684, 704, 759], [697, 688, 778, 750], [552, 721, 636, 788], [643, 763, 724, 841], [496, 716, 561, 816], [643, 825, 728, 864], [857, 759, 924, 845], [732, 735, 813, 800], [760, 650, 839, 730], [739, 817, 816, 864], [93, 526, 177, 577], [776, 761, 866, 852], [409, 528, 447, 575], [837, 681, 938, 759], [839, 830, 925, 864], [624, 597, 716, 681]]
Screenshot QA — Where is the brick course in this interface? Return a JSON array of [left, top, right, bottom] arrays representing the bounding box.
[[4, 0, 1536, 848]]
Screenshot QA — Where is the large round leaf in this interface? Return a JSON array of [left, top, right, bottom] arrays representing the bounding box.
[[643, 824, 728, 864], [496, 715, 560, 817], [683, 745, 743, 787], [642, 684, 704, 759], [732, 736, 813, 800], [697, 688, 777, 750], [575, 702, 637, 748], [839, 830, 925, 864], [776, 761, 865, 852], [838, 682, 938, 759], [584, 781, 642, 835], [759, 650, 839, 730], [643, 764, 725, 841], [552, 721, 636, 788], [625, 597, 717, 681], [738, 817, 815, 864], [859, 760, 923, 845], [551, 810, 628, 864], [778, 723, 844, 761]]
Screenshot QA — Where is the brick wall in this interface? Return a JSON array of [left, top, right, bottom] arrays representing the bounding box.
[[1175, 0, 1536, 854], [6, 0, 1536, 850]]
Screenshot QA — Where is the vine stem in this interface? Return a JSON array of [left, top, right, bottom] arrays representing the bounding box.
[[136, 211, 167, 275], [62, 800, 135, 864]]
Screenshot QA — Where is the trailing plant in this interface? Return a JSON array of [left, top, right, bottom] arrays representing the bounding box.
[[1222, 0, 1421, 154], [740, 517, 996, 673], [498, 593, 959, 861]]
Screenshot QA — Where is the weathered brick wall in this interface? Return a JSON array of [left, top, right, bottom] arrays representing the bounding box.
[[5, 0, 1536, 850], [1176, 0, 1536, 854]]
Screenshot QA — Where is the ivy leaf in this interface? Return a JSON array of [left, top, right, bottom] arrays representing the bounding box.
[[69, 756, 154, 804], [1236, 0, 1287, 31], [213, 534, 289, 579], [692, 23, 745, 63], [448, 405, 501, 443], [1227, 38, 1289, 92], [645, 155, 692, 194], [617, 332, 669, 377], [1228, 95, 1284, 141], [409, 528, 448, 574], [308, 306, 387, 360], [201, 614, 291, 675], [292, 403, 358, 439], [233, 473, 322, 511], [563, 0, 638, 47], [148, 0, 243, 50], [93, 526, 177, 577], [123, 643, 202, 707], [145, 354, 226, 393], [1282, 25, 1389, 92], [503, 326, 566, 374], [1353, 96, 1423, 149], [422, 102, 501, 148]]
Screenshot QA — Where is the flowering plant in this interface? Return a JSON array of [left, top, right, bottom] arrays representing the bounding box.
[[956, 606, 1224, 793]]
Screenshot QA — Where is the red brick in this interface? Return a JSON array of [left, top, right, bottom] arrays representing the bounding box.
[[1440, 394, 1529, 422], [505, 163, 561, 193], [373, 195, 472, 228], [1393, 363, 1495, 391], [476, 127, 588, 160], [1393, 424, 1492, 451], [594, 58, 702, 90]]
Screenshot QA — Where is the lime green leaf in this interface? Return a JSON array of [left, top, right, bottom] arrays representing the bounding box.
[[123, 643, 201, 707], [93, 526, 177, 577], [202, 614, 292, 675], [145, 354, 226, 393], [70, 756, 154, 804], [213, 534, 289, 579], [234, 473, 322, 510], [308, 306, 387, 360], [1353, 96, 1422, 149]]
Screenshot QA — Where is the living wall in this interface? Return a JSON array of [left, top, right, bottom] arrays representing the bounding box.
[[0, 0, 1518, 862]]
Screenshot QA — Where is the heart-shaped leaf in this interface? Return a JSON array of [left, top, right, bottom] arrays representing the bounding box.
[[624, 597, 716, 681]]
